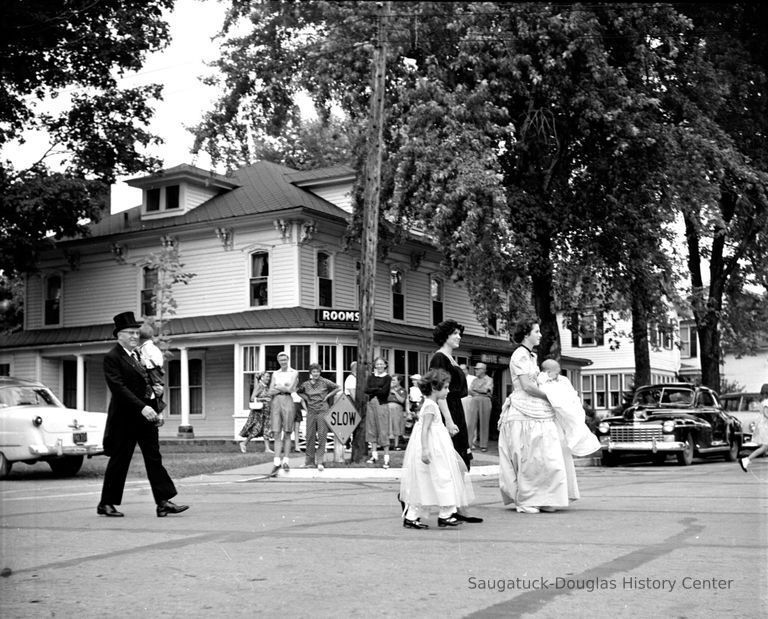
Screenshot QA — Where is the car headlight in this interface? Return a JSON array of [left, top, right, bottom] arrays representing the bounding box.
[[662, 420, 675, 433], [598, 422, 609, 434], [33, 416, 43, 427]]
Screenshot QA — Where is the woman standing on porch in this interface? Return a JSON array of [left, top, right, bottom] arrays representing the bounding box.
[[497, 318, 579, 513]]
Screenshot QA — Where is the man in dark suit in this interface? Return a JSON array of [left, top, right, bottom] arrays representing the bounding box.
[[97, 312, 189, 518]]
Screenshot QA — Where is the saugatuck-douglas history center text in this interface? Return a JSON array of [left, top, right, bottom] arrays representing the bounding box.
[[466, 576, 735, 593]]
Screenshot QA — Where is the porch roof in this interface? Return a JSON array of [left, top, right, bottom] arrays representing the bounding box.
[[0, 308, 515, 353]]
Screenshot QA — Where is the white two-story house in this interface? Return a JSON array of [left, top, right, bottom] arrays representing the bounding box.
[[1, 160, 542, 438]]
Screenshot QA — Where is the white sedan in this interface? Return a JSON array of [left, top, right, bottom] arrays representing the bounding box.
[[0, 376, 106, 478]]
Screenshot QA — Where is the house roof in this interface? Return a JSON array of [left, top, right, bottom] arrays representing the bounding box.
[[0, 307, 513, 353], [285, 165, 356, 185], [72, 161, 351, 241]]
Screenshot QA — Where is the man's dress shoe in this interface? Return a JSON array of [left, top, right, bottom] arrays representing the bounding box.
[[97, 504, 124, 517], [156, 500, 190, 517], [452, 512, 483, 523]]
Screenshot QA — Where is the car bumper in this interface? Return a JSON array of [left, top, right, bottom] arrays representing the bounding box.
[[28, 443, 104, 457], [602, 440, 685, 453]]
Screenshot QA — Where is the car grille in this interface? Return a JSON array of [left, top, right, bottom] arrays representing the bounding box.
[[610, 425, 663, 442]]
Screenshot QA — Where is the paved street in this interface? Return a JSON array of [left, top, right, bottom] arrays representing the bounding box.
[[0, 455, 766, 618]]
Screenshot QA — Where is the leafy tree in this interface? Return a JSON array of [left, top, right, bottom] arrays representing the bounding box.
[[659, 3, 768, 388], [196, 2, 766, 385], [0, 0, 175, 277]]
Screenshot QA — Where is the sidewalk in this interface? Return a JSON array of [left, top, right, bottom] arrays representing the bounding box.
[[187, 440, 601, 482]]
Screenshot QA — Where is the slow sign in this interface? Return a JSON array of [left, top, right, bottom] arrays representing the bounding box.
[[324, 395, 361, 442]]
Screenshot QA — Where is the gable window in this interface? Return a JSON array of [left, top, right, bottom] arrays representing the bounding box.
[[147, 188, 161, 212], [570, 311, 604, 347], [166, 185, 180, 209], [391, 267, 404, 321], [141, 267, 158, 317], [317, 252, 333, 307], [44, 274, 61, 325], [250, 252, 269, 307], [430, 276, 443, 325]]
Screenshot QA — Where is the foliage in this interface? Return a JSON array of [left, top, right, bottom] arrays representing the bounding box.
[[198, 2, 767, 380], [0, 0, 174, 277], [659, 3, 768, 387], [0, 273, 23, 334]]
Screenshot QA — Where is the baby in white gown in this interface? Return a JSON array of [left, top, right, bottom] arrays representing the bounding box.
[[537, 359, 600, 457]]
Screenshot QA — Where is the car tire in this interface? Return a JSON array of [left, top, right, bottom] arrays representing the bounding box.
[[48, 455, 84, 476], [0, 452, 12, 479], [676, 434, 695, 466]]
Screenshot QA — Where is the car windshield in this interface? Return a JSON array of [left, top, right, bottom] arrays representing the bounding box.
[[0, 386, 61, 408], [633, 387, 694, 407]]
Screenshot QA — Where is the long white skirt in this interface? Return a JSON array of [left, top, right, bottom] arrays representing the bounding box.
[[399, 420, 474, 510], [498, 413, 580, 508]]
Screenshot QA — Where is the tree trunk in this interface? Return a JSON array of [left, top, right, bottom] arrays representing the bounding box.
[[630, 291, 651, 387], [695, 308, 721, 389], [530, 239, 560, 364]]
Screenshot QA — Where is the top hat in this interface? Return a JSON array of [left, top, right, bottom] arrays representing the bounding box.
[[112, 311, 142, 337]]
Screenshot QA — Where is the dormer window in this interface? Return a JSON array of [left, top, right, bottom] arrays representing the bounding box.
[[166, 185, 179, 209], [147, 188, 161, 212], [143, 185, 180, 215], [127, 164, 241, 221]]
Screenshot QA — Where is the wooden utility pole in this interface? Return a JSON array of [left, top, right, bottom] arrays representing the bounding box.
[[351, 1, 389, 463]]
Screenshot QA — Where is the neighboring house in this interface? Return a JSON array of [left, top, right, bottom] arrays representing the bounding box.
[[673, 319, 768, 392], [561, 309, 682, 414], [1, 161, 554, 438]]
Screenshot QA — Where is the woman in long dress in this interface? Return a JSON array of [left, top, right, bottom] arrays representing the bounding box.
[[498, 319, 579, 513]]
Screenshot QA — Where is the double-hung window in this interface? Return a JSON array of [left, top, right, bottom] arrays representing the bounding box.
[[250, 252, 269, 307]]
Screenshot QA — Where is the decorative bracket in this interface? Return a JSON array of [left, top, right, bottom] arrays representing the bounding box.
[[300, 220, 317, 244], [110, 243, 126, 264], [215, 227, 234, 250], [273, 219, 289, 241]]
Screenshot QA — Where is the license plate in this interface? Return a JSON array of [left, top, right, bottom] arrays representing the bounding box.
[[73, 432, 87, 444]]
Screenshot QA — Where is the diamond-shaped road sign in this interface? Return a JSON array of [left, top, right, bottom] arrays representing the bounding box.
[[324, 395, 361, 442]]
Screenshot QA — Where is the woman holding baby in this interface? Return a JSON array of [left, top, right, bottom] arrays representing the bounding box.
[[497, 318, 580, 513]]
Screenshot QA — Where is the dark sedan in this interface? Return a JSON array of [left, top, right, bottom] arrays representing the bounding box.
[[595, 383, 743, 466]]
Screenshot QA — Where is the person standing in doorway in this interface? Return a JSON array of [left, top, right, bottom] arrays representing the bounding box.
[[98, 312, 189, 518], [268, 352, 299, 475]]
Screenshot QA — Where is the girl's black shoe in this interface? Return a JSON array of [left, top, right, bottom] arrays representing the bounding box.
[[403, 517, 429, 530], [437, 516, 461, 527]]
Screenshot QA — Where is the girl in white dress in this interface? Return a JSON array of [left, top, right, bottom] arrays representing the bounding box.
[[739, 383, 768, 472], [399, 370, 475, 529]]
